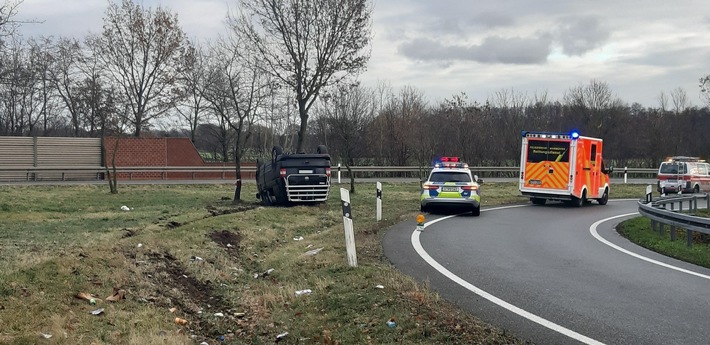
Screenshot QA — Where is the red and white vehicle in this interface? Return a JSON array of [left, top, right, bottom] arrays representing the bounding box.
[[656, 156, 710, 194]]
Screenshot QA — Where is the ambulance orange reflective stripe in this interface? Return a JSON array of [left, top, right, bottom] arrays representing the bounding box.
[[524, 162, 569, 189]]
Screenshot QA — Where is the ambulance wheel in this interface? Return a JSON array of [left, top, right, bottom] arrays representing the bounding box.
[[571, 190, 586, 207], [694, 185, 700, 194], [531, 198, 546, 205], [471, 205, 481, 217], [597, 188, 609, 205]]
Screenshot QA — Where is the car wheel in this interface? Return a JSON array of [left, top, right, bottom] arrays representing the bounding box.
[[471, 205, 481, 217], [420, 204, 428, 213], [694, 185, 700, 194], [598, 188, 609, 205]]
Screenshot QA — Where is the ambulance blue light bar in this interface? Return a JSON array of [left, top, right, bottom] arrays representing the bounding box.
[[521, 131, 580, 140]]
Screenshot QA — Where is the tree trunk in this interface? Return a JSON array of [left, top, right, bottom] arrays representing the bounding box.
[[346, 164, 355, 193], [232, 147, 242, 204], [105, 138, 120, 194], [296, 99, 309, 153]]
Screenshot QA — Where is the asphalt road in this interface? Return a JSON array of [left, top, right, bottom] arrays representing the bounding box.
[[383, 200, 710, 345]]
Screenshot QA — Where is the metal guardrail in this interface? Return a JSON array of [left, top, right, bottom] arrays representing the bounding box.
[[0, 165, 659, 181], [637, 193, 710, 246]]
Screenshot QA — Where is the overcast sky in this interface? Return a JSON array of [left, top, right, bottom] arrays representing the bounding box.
[[16, 0, 710, 108]]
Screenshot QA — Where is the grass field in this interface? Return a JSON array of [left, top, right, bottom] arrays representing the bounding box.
[[0, 181, 647, 344]]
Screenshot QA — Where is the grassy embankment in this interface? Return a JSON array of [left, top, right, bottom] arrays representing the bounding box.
[[0, 182, 646, 344]]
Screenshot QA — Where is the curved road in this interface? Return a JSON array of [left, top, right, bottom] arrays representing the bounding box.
[[383, 200, 710, 345]]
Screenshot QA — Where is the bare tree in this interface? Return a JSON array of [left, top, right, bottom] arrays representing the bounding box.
[[319, 85, 375, 192], [202, 33, 271, 203], [174, 42, 208, 143], [232, 0, 373, 153], [88, 0, 189, 137], [670, 87, 689, 114]]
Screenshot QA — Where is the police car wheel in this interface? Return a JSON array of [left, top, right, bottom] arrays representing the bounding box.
[[420, 204, 428, 213], [471, 205, 480, 217]]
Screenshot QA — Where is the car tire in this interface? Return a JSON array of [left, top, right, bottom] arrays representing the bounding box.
[[694, 185, 700, 194], [471, 205, 481, 217], [597, 188, 609, 205], [420, 204, 428, 213]]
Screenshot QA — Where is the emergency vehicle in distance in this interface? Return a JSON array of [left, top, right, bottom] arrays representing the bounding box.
[[420, 157, 482, 216], [519, 131, 612, 206], [656, 156, 710, 194]]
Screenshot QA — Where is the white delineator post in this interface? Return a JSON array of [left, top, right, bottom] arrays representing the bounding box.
[[376, 182, 382, 222], [337, 163, 341, 184], [624, 166, 628, 184], [340, 188, 358, 267]]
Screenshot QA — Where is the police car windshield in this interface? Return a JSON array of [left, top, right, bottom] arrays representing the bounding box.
[[430, 172, 471, 183]]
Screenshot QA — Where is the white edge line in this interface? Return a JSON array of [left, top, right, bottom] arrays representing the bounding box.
[[412, 205, 605, 345], [590, 213, 710, 280]]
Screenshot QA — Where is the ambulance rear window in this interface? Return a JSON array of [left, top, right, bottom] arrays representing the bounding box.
[[527, 140, 570, 163], [659, 163, 684, 174], [429, 172, 471, 183]]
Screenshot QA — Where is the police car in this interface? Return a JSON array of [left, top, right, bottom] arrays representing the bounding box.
[[420, 157, 482, 216]]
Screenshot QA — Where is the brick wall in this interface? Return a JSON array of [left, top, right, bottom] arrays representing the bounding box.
[[103, 137, 255, 180]]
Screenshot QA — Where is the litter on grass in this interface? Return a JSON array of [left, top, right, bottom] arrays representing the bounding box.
[[90, 308, 105, 316], [303, 247, 323, 256], [120, 205, 130, 211], [295, 289, 312, 296]]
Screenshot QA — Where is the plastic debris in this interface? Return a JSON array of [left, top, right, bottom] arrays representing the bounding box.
[[214, 312, 224, 317], [120, 205, 130, 211], [191, 256, 204, 262], [199, 342, 209, 345], [137, 243, 143, 248], [295, 289, 312, 296], [90, 308, 105, 316], [175, 317, 189, 325], [375, 285, 384, 289], [386, 317, 396, 328], [75, 292, 99, 305], [106, 288, 126, 302], [276, 332, 289, 342], [40, 333, 52, 339], [293, 236, 304, 241], [303, 247, 324, 256], [169, 307, 177, 313], [234, 312, 246, 318]]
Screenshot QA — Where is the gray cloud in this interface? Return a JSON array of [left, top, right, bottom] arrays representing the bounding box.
[[399, 34, 553, 65], [556, 16, 611, 56]]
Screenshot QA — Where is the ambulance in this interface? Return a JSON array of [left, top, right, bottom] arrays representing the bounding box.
[[519, 131, 612, 206]]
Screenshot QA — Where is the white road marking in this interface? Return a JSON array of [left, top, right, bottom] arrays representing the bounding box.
[[412, 205, 605, 345], [590, 213, 710, 280]]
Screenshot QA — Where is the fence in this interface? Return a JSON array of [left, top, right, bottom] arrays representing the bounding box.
[[637, 194, 710, 246]]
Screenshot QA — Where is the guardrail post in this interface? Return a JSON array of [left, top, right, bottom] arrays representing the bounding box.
[[687, 229, 693, 247], [376, 182, 382, 222], [670, 202, 674, 211], [679, 201, 683, 213], [670, 225, 676, 241], [650, 219, 656, 233], [340, 188, 357, 267], [659, 222, 664, 236]]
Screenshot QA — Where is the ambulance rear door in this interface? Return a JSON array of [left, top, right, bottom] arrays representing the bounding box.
[[521, 138, 575, 195]]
